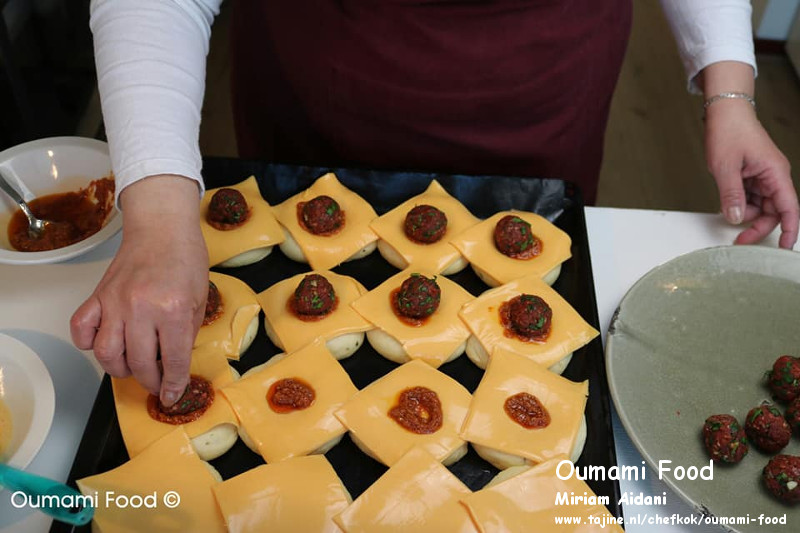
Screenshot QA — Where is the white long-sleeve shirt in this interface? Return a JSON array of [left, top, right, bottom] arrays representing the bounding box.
[[89, 0, 757, 203]]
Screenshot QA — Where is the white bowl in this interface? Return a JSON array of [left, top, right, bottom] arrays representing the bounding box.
[[0, 137, 121, 265], [0, 333, 55, 469]]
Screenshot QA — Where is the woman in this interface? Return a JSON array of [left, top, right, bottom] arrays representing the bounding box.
[[73, 0, 799, 405]]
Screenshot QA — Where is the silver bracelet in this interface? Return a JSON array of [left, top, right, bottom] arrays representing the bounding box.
[[703, 92, 756, 110]]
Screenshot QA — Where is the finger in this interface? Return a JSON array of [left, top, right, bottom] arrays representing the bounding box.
[[70, 296, 102, 350], [742, 204, 762, 223], [157, 315, 194, 406], [92, 312, 131, 378], [125, 319, 162, 395], [712, 161, 747, 225], [734, 212, 780, 245], [158, 324, 193, 407], [768, 180, 799, 250]]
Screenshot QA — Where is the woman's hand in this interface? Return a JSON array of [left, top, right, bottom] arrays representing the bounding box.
[[70, 175, 209, 406], [702, 62, 799, 250]]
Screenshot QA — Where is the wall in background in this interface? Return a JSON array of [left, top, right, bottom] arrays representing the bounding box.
[[754, 0, 800, 40]]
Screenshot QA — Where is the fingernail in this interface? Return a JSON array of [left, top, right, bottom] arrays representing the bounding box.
[[161, 391, 179, 406], [726, 206, 743, 225]]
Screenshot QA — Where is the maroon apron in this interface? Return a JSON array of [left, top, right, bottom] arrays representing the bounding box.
[[230, 0, 632, 205]]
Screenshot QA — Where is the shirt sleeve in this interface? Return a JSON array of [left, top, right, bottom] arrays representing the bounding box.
[[658, 0, 757, 94], [89, 0, 222, 207]]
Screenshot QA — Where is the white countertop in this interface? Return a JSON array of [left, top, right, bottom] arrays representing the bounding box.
[[0, 206, 794, 532]]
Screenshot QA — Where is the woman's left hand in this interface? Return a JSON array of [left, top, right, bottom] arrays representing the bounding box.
[[702, 62, 799, 250]]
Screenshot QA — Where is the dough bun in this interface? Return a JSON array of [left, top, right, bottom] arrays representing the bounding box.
[[238, 426, 343, 458], [366, 328, 464, 365], [236, 315, 259, 358], [472, 262, 562, 288], [188, 364, 242, 461], [376, 239, 468, 275], [472, 415, 588, 470], [350, 432, 468, 467], [216, 246, 273, 268], [280, 229, 376, 265], [264, 318, 364, 360], [465, 335, 573, 374]]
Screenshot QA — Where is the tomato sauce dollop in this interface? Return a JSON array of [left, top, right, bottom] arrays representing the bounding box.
[[267, 378, 316, 413], [504, 392, 551, 429], [8, 177, 115, 252], [388, 386, 443, 434]]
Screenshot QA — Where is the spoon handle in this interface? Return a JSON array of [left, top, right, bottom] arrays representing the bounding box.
[[0, 463, 94, 526], [0, 169, 26, 206]]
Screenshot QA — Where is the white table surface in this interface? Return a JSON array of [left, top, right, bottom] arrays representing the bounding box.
[[0, 206, 794, 532]]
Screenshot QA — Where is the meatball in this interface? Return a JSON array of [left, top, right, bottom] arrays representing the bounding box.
[[768, 354, 800, 402], [702, 414, 748, 464], [394, 274, 441, 319], [203, 281, 223, 326], [502, 294, 552, 342], [292, 274, 337, 317], [786, 397, 800, 434], [158, 376, 214, 416], [745, 404, 792, 454], [207, 188, 249, 228], [763, 455, 800, 504], [300, 195, 344, 235], [493, 215, 542, 259], [404, 205, 448, 244]]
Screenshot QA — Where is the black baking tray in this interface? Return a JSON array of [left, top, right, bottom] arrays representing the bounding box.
[[55, 160, 621, 531]]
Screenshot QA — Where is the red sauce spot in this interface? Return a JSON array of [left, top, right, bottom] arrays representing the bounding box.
[[8, 176, 115, 252], [504, 392, 551, 428], [267, 378, 316, 413], [388, 386, 443, 434]]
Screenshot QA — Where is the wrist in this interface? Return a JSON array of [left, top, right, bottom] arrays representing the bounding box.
[[700, 61, 755, 98], [120, 175, 202, 233]]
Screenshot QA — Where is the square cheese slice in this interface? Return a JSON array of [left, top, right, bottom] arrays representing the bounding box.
[[334, 359, 471, 466], [459, 348, 588, 464], [460, 456, 623, 533], [194, 271, 261, 360], [450, 211, 571, 286], [112, 348, 238, 459], [351, 269, 474, 368], [274, 173, 378, 270], [257, 270, 372, 353], [201, 176, 285, 267], [220, 339, 357, 463], [369, 180, 479, 273], [459, 273, 598, 369], [77, 427, 226, 533], [213, 455, 350, 533], [334, 447, 477, 533]]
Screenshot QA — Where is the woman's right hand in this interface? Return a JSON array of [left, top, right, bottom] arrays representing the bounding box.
[[70, 175, 209, 406]]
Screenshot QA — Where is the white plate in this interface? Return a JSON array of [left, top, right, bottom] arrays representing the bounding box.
[[0, 137, 121, 265], [0, 333, 56, 469]]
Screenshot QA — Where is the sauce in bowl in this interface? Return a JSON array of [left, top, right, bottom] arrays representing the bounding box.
[[7, 176, 114, 252]]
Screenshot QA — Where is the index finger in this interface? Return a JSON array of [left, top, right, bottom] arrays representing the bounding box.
[[766, 166, 799, 249]]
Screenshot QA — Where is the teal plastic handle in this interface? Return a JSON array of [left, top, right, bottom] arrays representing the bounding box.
[[0, 463, 94, 526]]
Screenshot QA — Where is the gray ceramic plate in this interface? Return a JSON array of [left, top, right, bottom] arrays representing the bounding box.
[[607, 246, 800, 532]]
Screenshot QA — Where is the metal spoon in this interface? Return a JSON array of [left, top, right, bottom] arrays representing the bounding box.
[[0, 169, 50, 239]]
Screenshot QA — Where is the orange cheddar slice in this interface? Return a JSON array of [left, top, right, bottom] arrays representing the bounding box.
[[112, 348, 239, 461], [351, 269, 474, 368], [460, 456, 623, 533], [201, 176, 285, 267], [194, 271, 260, 360], [213, 455, 350, 533], [370, 180, 479, 274], [334, 447, 477, 533], [220, 339, 357, 463], [459, 348, 588, 467], [334, 360, 471, 467], [77, 427, 226, 533], [257, 270, 371, 358], [274, 173, 378, 270], [450, 210, 571, 287], [459, 273, 598, 371]]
